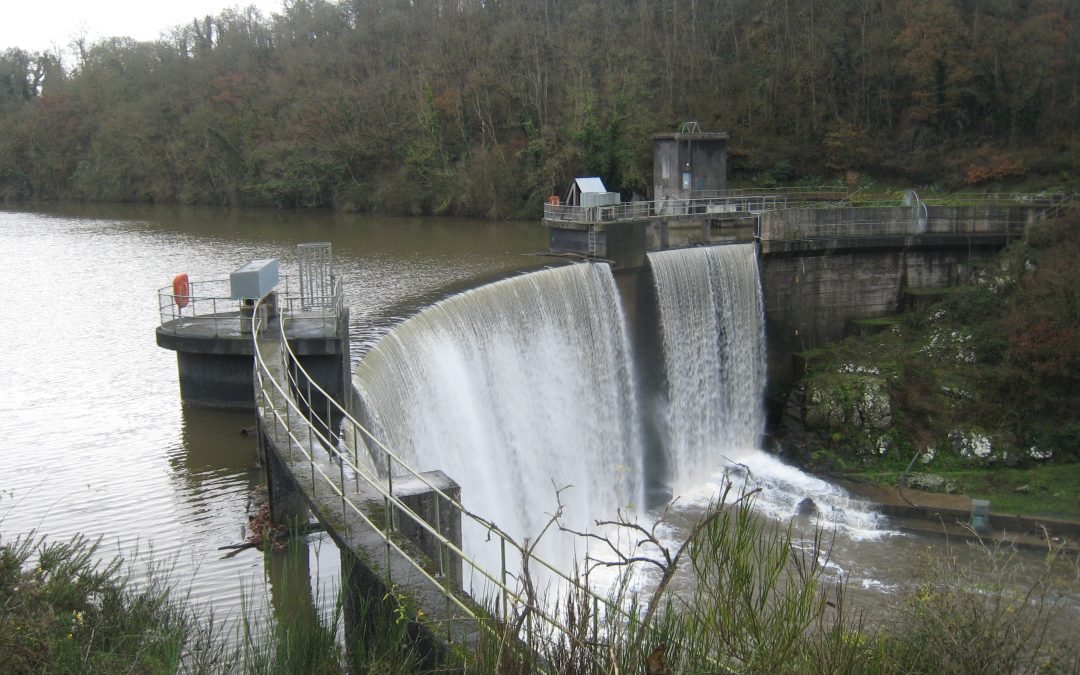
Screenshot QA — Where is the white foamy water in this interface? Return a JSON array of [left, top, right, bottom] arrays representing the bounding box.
[[671, 450, 897, 541], [353, 263, 644, 583], [649, 244, 767, 491], [649, 244, 894, 541]]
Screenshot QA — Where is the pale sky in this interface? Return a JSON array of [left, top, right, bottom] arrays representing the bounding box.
[[1, 0, 286, 56]]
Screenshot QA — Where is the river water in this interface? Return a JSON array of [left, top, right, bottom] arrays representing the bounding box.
[[0, 203, 546, 621]]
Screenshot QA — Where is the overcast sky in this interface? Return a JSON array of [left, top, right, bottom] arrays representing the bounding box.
[[2, 0, 285, 55]]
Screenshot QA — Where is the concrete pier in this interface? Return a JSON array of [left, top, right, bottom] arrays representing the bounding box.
[[156, 304, 350, 410]]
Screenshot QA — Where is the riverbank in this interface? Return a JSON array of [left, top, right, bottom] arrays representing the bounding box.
[[772, 210, 1080, 532], [7, 497, 1077, 674], [832, 478, 1080, 555]]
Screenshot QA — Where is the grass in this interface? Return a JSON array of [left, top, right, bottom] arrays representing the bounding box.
[[853, 463, 1080, 519], [0, 531, 445, 674], [0, 533, 188, 674], [466, 488, 1079, 674]]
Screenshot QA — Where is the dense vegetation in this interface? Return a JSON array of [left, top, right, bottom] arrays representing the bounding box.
[[781, 209, 1080, 516], [4, 495, 1077, 674], [1, 0, 1079, 216]]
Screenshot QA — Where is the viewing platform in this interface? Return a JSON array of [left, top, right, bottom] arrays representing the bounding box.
[[156, 246, 350, 410]]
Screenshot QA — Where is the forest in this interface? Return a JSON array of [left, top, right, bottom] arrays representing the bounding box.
[[0, 0, 1077, 218]]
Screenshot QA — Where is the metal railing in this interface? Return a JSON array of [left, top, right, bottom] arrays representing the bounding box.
[[543, 194, 788, 224], [158, 275, 342, 337], [276, 275, 343, 335], [250, 291, 632, 649], [1034, 192, 1077, 220], [157, 278, 240, 336], [542, 190, 1077, 228]]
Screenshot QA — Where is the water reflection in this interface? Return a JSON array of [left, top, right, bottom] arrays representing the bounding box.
[[0, 204, 545, 632], [173, 406, 260, 485]]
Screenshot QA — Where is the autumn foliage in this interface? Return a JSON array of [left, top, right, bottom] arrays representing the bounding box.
[[0, 0, 1078, 213], [1004, 212, 1080, 413]]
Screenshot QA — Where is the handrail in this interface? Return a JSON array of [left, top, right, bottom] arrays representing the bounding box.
[[250, 288, 633, 645], [756, 206, 1032, 242], [544, 191, 1067, 230], [543, 194, 788, 224], [157, 274, 322, 335], [1033, 192, 1077, 221], [156, 277, 238, 335], [542, 191, 1071, 228]]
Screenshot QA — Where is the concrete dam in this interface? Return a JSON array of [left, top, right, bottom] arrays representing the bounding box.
[[350, 243, 887, 582], [156, 189, 1064, 655]]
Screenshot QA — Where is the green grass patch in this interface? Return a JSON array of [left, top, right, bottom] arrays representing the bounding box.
[[849, 463, 1080, 519]]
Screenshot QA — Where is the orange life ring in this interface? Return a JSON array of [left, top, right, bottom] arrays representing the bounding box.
[[547, 194, 560, 206], [172, 273, 190, 308]]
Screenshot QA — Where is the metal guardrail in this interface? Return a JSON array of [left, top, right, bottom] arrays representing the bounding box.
[[157, 275, 342, 337], [1035, 192, 1077, 220], [250, 290, 631, 648], [543, 194, 788, 224], [542, 190, 1077, 228], [157, 278, 239, 336]]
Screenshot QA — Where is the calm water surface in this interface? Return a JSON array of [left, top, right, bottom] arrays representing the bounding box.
[[0, 203, 546, 619]]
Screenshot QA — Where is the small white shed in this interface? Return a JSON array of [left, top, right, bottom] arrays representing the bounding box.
[[564, 177, 620, 207]]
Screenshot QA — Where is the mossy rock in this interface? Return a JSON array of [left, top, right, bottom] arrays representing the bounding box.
[[804, 377, 892, 431]]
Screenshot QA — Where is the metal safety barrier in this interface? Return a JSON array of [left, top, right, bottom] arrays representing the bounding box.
[[543, 194, 789, 224], [157, 275, 340, 337], [542, 190, 1076, 233]]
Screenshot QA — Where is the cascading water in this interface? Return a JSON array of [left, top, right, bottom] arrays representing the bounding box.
[[353, 263, 644, 578], [649, 244, 766, 490], [649, 244, 891, 539]]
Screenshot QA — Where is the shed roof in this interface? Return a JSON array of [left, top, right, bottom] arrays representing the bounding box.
[[574, 177, 608, 193]]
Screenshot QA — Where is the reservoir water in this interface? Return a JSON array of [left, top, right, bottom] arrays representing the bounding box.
[[0, 204, 546, 621]]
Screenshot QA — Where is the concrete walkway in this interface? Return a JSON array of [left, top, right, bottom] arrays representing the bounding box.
[[838, 480, 1079, 554]]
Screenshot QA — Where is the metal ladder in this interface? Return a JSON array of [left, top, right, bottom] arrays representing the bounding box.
[[587, 224, 597, 257]]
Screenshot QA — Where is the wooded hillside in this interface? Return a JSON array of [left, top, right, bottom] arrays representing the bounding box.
[[1, 0, 1077, 217]]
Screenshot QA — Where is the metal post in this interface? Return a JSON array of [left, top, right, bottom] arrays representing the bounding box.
[[324, 393, 332, 455], [340, 448, 347, 538], [434, 496, 444, 577], [385, 450, 393, 586], [500, 537, 507, 620], [353, 421, 360, 494], [436, 495, 450, 640], [384, 493, 392, 586]]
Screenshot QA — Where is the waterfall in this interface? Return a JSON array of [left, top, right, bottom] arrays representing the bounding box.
[[353, 263, 643, 576], [648, 244, 766, 492], [649, 244, 892, 539]]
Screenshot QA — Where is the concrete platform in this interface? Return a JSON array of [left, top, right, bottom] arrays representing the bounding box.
[[838, 480, 1080, 554], [157, 310, 349, 410]]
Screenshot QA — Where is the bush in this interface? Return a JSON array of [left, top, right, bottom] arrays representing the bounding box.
[[0, 534, 188, 674]]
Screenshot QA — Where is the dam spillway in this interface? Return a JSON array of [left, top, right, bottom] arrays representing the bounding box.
[[352, 242, 887, 576], [353, 262, 643, 570]]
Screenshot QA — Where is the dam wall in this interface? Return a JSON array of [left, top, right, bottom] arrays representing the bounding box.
[[757, 205, 1028, 396]]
